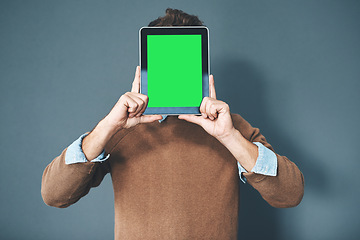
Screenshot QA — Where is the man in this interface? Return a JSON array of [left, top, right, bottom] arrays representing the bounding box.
[[42, 8, 304, 239]]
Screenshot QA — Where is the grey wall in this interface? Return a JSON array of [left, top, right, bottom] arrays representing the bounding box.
[[1, 0, 359, 239]]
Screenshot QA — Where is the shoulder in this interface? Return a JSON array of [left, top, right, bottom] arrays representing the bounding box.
[[230, 113, 253, 131], [104, 127, 139, 154], [230, 113, 257, 141]]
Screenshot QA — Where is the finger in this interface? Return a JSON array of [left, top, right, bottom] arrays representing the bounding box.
[[123, 95, 139, 117], [130, 96, 145, 117], [124, 92, 149, 117], [212, 101, 229, 116], [209, 74, 217, 99], [135, 97, 147, 117], [139, 115, 163, 124], [209, 104, 219, 119], [205, 100, 215, 120], [178, 115, 206, 126], [199, 97, 208, 118], [201, 98, 216, 120], [134, 92, 149, 104], [129, 93, 148, 117], [131, 66, 141, 93]]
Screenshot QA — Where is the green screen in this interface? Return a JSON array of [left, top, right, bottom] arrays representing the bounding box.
[[147, 35, 202, 107]]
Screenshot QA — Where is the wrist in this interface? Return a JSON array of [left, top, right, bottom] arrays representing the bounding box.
[[216, 127, 244, 145], [217, 129, 258, 172], [102, 115, 123, 134], [82, 119, 117, 161], [88, 117, 122, 146]]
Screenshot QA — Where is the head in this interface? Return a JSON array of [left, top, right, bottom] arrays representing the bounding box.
[[148, 8, 203, 27]]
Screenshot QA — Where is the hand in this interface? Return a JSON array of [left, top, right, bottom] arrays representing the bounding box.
[[178, 75, 236, 140], [105, 66, 162, 130]]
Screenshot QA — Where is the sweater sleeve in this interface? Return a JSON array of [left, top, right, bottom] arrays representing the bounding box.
[[231, 114, 305, 208], [41, 144, 111, 208]]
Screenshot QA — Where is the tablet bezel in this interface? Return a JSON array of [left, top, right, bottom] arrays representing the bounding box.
[[139, 26, 210, 115]]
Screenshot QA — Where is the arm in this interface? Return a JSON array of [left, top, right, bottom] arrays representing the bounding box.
[[41, 146, 110, 208], [226, 114, 304, 208], [65, 132, 110, 165], [41, 66, 162, 208], [236, 142, 277, 183], [82, 66, 162, 160], [178, 75, 304, 208], [41, 117, 120, 208]]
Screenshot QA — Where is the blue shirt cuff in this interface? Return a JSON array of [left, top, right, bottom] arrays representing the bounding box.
[[237, 142, 278, 183], [65, 133, 110, 165], [159, 115, 168, 123]]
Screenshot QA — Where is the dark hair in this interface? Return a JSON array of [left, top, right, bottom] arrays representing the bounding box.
[[148, 8, 203, 27]]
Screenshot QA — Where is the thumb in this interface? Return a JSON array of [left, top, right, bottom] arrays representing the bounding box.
[[178, 115, 205, 126], [139, 115, 162, 124]]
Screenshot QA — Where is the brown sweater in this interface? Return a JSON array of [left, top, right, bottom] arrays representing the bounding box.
[[41, 114, 304, 239]]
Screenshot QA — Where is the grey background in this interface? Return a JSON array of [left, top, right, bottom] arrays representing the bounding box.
[[1, 0, 359, 239]]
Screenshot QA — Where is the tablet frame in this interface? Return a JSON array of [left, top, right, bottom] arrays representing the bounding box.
[[139, 26, 210, 115]]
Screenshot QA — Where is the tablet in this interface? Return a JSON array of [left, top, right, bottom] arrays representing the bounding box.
[[139, 26, 209, 115]]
